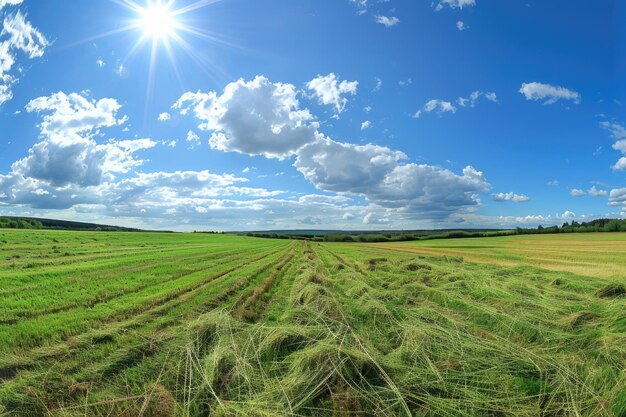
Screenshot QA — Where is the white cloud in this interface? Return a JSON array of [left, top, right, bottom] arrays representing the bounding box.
[[519, 82, 580, 105], [158, 112, 170, 121], [457, 91, 497, 107], [0, 77, 498, 229], [612, 157, 626, 171], [587, 186, 607, 197], [601, 121, 626, 139], [295, 136, 490, 219], [547, 180, 559, 186], [363, 212, 390, 224], [413, 99, 456, 118], [12, 132, 156, 187], [570, 188, 585, 197], [435, 0, 476, 11], [25, 91, 125, 137], [562, 210, 576, 219], [0, 9, 47, 107], [306, 73, 358, 114], [601, 122, 626, 171], [186, 130, 200, 145], [361, 120, 371, 130], [375, 15, 399, 27], [456, 21, 468, 31], [492, 192, 530, 203], [173, 75, 492, 221], [96, 57, 105, 68], [608, 188, 626, 207], [174, 76, 319, 159], [12, 92, 153, 187], [2, 11, 47, 58], [0, 0, 23, 10], [398, 78, 412, 87], [613, 140, 626, 153]]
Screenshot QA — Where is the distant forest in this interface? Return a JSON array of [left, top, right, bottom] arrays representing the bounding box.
[[516, 218, 626, 234], [0, 216, 143, 232], [245, 218, 626, 242]]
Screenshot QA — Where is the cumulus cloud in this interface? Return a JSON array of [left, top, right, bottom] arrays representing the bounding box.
[[492, 192, 530, 203], [295, 137, 406, 194], [361, 120, 371, 130], [434, 0, 476, 11], [173, 76, 319, 159], [612, 158, 626, 171], [158, 112, 170, 121], [6, 92, 154, 188], [0, 91, 160, 211], [186, 130, 200, 145], [413, 99, 456, 118], [295, 136, 490, 219], [306, 73, 358, 114], [363, 212, 390, 224], [0, 9, 48, 106], [11, 137, 156, 188], [587, 186, 608, 197], [175, 75, 492, 222], [25, 91, 125, 137], [0, 168, 272, 211], [375, 15, 399, 27], [519, 82, 580, 105], [570, 188, 585, 197], [608, 188, 626, 207]]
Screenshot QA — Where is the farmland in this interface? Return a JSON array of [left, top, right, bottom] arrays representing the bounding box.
[[365, 233, 626, 278], [0, 230, 624, 416]]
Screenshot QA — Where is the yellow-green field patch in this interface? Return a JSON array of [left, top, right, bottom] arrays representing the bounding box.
[[365, 233, 626, 278]]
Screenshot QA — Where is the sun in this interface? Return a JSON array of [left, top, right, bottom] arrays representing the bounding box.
[[137, 1, 178, 40], [77, 0, 226, 113]]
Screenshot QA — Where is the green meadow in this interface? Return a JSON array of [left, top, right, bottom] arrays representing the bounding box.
[[0, 230, 624, 416]]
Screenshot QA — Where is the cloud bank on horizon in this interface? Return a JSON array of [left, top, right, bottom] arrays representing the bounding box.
[[0, 0, 624, 231]]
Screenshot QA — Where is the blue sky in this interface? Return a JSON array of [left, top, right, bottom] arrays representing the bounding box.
[[0, 0, 625, 231]]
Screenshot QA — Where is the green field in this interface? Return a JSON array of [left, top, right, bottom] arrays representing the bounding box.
[[0, 230, 624, 416], [366, 233, 626, 278]]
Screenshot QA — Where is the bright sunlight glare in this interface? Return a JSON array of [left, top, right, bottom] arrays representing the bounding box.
[[137, 2, 177, 39]]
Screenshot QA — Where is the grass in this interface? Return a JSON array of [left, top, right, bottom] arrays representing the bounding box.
[[0, 230, 624, 416], [364, 233, 626, 278]]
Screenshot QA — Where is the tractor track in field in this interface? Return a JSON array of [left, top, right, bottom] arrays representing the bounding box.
[[0, 244, 273, 294], [0, 246, 285, 324], [0, 243, 295, 381], [316, 244, 368, 276], [69, 244, 301, 382], [232, 246, 300, 322]]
